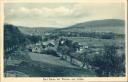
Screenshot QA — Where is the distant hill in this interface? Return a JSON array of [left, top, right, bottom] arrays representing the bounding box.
[[19, 27, 57, 35], [59, 19, 125, 34], [69, 19, 124, 28], [5, 19, 125, 38]]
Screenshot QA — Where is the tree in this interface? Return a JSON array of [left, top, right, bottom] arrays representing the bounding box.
[[64, 39, 80, 63], [57, 45, 70, 60], [88, 45, 125, 76], [80, 48, 92, 68], [57, 38, 80, 63]]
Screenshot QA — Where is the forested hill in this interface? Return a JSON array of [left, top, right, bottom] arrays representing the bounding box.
[[59, 19, 125, 34], [4, 24, 41, 50], [69, 19, 124, 28]]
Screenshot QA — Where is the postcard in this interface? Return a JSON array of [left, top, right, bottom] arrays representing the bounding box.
[[0, 0, 127, 82]]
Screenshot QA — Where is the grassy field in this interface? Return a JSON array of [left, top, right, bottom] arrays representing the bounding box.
[[4, 51, 96, 77], [5, 60, 96, 77], [64, 37, 125, 47], [28, 52, 78, 68], [64, 36, 125, 57]]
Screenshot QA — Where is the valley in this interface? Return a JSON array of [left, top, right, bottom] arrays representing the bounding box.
[[4, 19, 125, 77]]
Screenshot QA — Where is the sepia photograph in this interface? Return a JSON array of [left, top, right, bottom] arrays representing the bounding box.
[[1, 0, 127, 81]]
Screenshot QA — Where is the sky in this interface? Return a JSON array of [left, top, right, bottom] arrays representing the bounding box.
[[4, 3, 125, 28]]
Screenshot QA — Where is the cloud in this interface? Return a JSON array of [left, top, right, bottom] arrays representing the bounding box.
[[9, 6, 74, 18], [6, 3, 91, 19], [4, 3, 125, 27]]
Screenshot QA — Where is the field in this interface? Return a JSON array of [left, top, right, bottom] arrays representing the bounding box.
[[4, 51, 96, 77], [64, 37, 125, 47]]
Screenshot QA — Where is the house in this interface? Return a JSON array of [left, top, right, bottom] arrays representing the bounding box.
[[30, 40, 57, 53], [42, 40, 56, 49], [47, 43, 55, 47], [27, 43, 43, 53], [32, 45, 42, 53], [76, 44, 89, 52]]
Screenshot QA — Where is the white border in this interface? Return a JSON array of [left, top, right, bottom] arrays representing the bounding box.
[[0, 0, 127, 82]]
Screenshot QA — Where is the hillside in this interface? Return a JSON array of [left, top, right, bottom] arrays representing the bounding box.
[[4, 24, 42, 50], [70, 19, 124, 28], [19, 27, 57, 35], [59, 19, 125, 34], [4, 24, 27, 49], [16, 19, 125, 35]]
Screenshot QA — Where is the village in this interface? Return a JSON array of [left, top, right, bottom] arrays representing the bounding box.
[[5, 32, 99, 66], [4, 25, 125, 77]]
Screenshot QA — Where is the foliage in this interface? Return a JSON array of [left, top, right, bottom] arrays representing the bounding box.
[[87, 45, 125, 76], [79, 49, 93, 68], [57, 38, 80, 62], [51, 31, 123, 39]]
